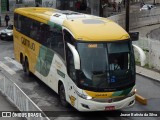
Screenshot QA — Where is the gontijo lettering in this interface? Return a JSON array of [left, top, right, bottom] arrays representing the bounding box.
[[21, 37, 35, 51]]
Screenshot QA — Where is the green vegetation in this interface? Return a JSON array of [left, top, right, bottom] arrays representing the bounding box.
[[142, 49, 149, 52], [136, 60, 154, 70]]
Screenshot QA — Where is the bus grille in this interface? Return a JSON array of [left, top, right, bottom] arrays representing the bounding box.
[[91, 96, 128, 103]]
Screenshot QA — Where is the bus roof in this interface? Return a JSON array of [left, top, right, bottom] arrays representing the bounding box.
[[14, 7, 130, 42]]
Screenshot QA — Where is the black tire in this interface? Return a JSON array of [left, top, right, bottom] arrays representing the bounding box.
[[59, 84, 69, 107], [23, 59, 31, 76], [22, 60, 26, 73]]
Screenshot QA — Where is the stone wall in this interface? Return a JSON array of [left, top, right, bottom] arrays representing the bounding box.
[[133, 37, 160, 70], [108, 8, 160, 30]]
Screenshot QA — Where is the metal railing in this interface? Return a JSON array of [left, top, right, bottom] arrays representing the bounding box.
[[0, 72, 50, 120]]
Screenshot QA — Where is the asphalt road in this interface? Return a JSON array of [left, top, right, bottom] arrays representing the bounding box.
[[0, 38, 160, 120]]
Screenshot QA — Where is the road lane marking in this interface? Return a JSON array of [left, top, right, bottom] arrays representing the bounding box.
[[0, 61, 16, 75], [4, 57, 23, 70]]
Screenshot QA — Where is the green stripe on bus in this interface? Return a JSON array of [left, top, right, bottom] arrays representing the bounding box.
[[36, 46, 54, 77], [48, 21, 62, 30], [57, 69, 65, 78], [112, 91, 123, 97], [121, 87, 133, 96], [112, 87, 133, 97]]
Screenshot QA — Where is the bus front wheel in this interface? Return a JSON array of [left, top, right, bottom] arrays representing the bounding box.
[[59, 84, 69, 107]]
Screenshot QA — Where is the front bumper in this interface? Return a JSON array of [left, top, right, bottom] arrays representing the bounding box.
[[77, 94, 135, 111], [0, 34, 13, 40]]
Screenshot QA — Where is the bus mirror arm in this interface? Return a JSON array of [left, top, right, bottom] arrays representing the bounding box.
[[67, 43, 80, 70], [132, 44, 146, 66]]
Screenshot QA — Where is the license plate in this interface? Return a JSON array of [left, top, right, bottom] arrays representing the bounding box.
[[105, 106, 115, 110]]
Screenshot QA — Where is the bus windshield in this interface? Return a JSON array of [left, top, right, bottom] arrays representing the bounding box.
[[77, 41, 135, 91]]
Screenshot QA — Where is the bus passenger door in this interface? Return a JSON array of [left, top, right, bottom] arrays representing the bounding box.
[[66, 47, 78, 108]]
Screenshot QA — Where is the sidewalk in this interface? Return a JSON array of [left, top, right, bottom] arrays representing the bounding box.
[[136, 66, 160, 82]]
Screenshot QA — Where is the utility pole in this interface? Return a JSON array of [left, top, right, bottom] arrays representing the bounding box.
[[125, 0, 139, 41], [99, 0, 103, 17], [0, 0, 1, 26], [126, 0, 130, 32]]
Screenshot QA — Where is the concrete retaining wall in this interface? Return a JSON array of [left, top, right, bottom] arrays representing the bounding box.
[[108, 8, 160, 30], [133, 37, 160, 70]]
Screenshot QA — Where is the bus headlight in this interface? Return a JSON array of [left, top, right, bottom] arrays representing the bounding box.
[[128, 89, 136, 97], [133, 88, 137, 94], [76, 91, 92, 100]]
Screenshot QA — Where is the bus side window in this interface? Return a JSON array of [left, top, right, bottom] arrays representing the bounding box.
[[49, 26, 64, 59], [67, 48, 76, 82], [38, 24, 50, 44], [30, 26, 37, 40], [17, 15, 23, 32], [46, 31, 54, 48], [14, 13, 18, 30], [64, 31, 74, 45]]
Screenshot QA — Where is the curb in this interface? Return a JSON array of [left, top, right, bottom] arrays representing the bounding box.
[[135, 94, 147, 105], [135, 66, 160, 105], [136, 72, 160, 83], [136, 66, 160, 82]]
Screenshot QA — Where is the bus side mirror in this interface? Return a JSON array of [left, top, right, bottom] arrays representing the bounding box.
[[67, 43, 80, 70], [129, 32, 139, 41], [132, 44, 146, 66]]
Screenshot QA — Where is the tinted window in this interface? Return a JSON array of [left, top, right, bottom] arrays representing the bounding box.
[[108, 42, 129, 53], [46, 25, 64, 59], [14, 13, 18, 29], [14, 13, 65, 59]]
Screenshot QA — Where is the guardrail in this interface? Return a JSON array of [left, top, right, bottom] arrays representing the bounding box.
[[0, 72, 50, 120]]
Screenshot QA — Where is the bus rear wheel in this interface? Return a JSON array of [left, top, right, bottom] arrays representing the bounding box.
[[59, 84, 69, 107], [23, 59, 31, 76]]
